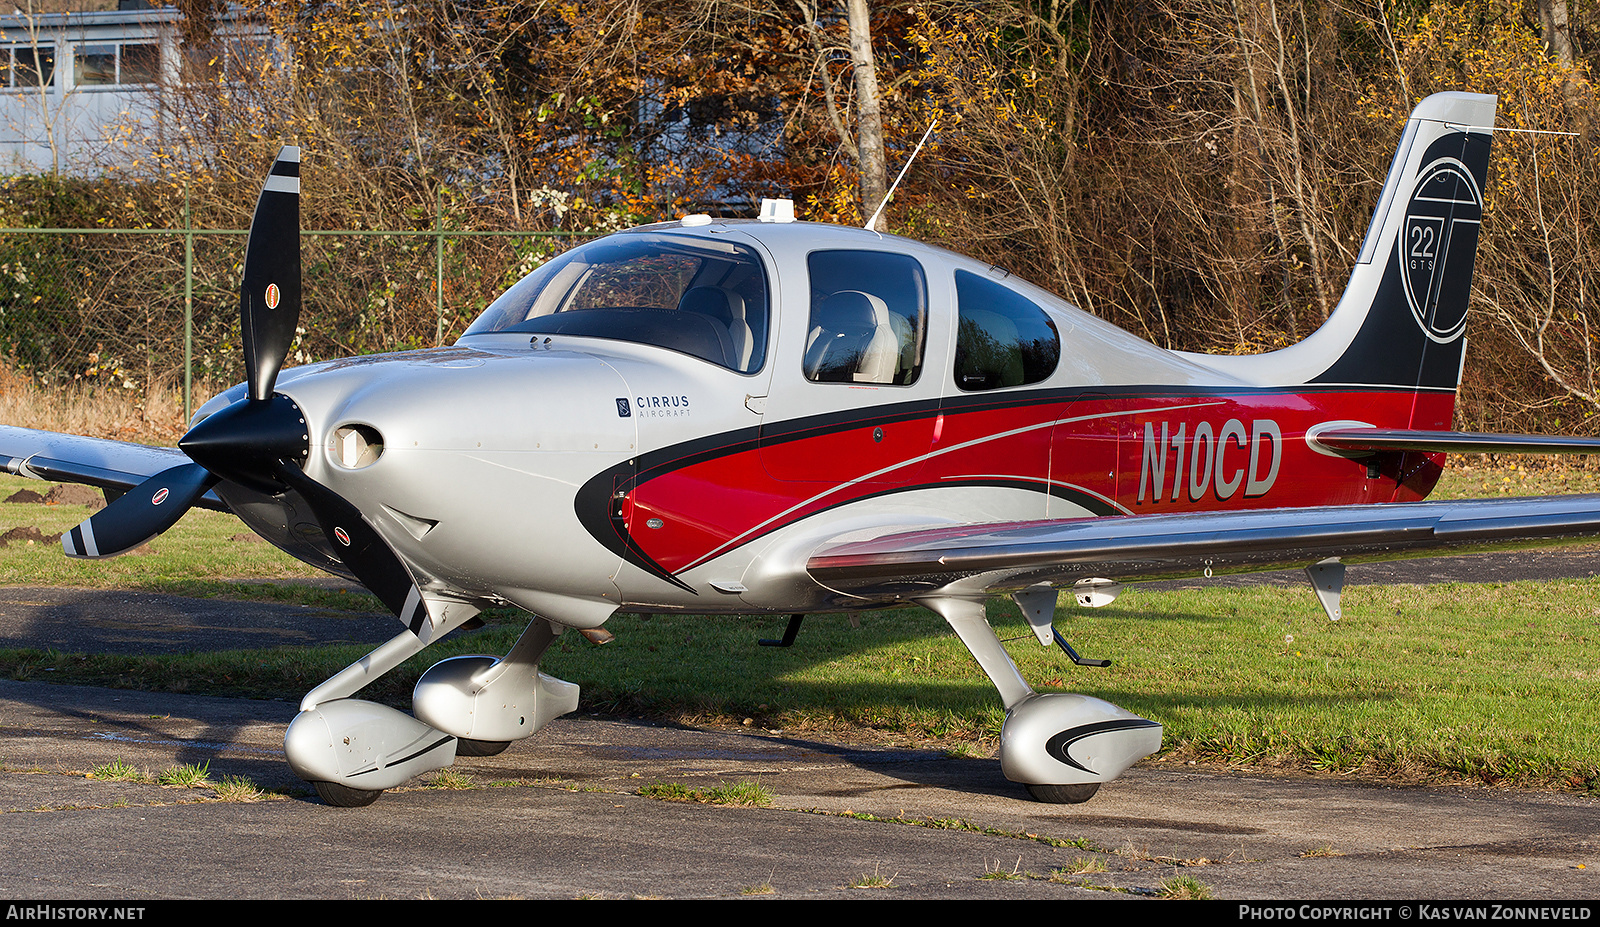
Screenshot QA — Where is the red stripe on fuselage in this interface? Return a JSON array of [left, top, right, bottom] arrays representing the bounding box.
[[622, 389, 1451, 576]]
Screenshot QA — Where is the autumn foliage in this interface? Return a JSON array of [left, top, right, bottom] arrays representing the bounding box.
[[10, 0, 1600, 434]]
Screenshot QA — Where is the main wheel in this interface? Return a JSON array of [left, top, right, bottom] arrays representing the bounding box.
[[455, 738, 511, 757], [314, 780, 384, 807], [1025, 782, 1101, 804]]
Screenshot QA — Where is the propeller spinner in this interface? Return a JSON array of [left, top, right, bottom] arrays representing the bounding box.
[[63, 147, 428, 630]]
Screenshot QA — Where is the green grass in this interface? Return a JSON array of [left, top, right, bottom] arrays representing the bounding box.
[[1158, 874, 1215, 899], [213, 775, 269, 802], [639, 779, 773, 806], [0, 477, 330, 590], [88, 758, 142, 782], [979, 857, 1027, 880], [1434, 461, 1600, 499], [3, 472, 1600, 791], [155, 761, 212, 788], [428, 768, 479, 790], [848, 865, 895, 889], [550, 587, 1600, 790]]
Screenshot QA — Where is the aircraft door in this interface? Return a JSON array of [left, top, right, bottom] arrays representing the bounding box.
[[758, 249, 942, 484]]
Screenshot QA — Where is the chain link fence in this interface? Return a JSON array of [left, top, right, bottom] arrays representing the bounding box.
[[0, 223, 586, 419]]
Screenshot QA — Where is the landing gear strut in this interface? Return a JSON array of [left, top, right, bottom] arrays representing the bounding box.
[[283, 599, 578, 805], [917, 593, 1162, 803]]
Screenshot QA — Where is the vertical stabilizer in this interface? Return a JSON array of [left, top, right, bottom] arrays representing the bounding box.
[[1310, 93, 1495, 395], [1183, 92, 1496, 409]]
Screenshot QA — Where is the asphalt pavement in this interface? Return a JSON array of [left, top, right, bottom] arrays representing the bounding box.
[[0, 551, 1596, 900]]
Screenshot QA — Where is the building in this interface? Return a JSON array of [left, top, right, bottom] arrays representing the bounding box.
[[0, 1, 263, 174]]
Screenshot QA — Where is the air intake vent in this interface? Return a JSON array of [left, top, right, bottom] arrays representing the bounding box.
[[332, 423, 384, 469]]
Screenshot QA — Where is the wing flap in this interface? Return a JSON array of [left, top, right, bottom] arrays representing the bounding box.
[[0, 425, 227, 512], [807, 495, 1600, 597]]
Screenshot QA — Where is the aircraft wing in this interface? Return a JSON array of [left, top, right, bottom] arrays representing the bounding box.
[[806, 494, 1600, 598], [0, 424, 228, 512]]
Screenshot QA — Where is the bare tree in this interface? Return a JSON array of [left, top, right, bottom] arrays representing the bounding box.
[[795, 0, 894, 225], [845, 0, 887, 227]]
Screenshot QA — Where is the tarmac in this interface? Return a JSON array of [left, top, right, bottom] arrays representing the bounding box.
[[0, 552, 1596, 901]]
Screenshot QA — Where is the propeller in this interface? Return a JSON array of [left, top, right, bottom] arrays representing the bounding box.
[[63, 147, 429, 630]]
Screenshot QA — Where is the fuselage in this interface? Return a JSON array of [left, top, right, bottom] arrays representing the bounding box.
[[196, 221, 1449, 624]]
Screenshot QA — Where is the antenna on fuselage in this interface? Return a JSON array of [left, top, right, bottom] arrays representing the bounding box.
[[863, 122, 938, 231]]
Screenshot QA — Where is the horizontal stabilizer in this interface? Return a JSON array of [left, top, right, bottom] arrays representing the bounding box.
[[1311, 428, 1600, 457]]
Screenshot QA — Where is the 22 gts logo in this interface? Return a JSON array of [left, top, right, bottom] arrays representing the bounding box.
[[1136, 419, 1282, 504]]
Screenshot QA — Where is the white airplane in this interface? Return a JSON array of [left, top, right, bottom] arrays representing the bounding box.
[[4, 91, 1599, 807]]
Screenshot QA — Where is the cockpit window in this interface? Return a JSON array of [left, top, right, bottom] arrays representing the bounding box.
[[463, 234, 769, 373]]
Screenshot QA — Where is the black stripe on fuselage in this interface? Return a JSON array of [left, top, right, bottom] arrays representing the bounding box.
[[577, 382, 1435, 588], [752, 382, 1444, 453]]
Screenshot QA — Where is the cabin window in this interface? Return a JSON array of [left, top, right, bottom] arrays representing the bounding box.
[[803, 250, 926, 385], [462, 233, 769, 374], [953, 270, 1060, 391]]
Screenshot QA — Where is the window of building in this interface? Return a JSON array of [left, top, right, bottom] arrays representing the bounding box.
[[803, 251, 926, 385], [183, 37, 277, 84], [76, 45, 115, 85], [224, 38, 270, 80], [75, 43, 160, 87], [121, 44, 161, 84], [953, 270, 1061, 391], [1, 45, 56, 89]]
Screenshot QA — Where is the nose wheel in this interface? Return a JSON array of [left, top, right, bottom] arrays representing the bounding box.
[[455, 738, 512, 757], [1025, 782, 1101, 804], [314, 781, 385, 808], [285, 611, 579, 806]]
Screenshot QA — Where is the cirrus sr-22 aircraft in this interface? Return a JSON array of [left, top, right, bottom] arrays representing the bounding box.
[[4, 91, 1598, 807]]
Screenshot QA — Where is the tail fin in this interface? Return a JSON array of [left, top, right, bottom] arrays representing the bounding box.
[[1310, 92, 1495, 394], [1189, 93, 1496, 408]]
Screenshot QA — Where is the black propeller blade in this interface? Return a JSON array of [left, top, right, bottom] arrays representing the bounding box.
[[241, 148, 303, 403], [61, 463, 218, 559], [65, 146, 307, 560], [62, 147, 431, 632], [273, 463, 429, 633]]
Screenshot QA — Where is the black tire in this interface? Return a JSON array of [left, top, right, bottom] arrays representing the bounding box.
[[1025, 782, 1101, 804], [455, 738, 511, 757], [314, 780, 384, 807]]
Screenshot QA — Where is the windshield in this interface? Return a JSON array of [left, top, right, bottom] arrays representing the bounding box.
[[463, 234, 769, 373]]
